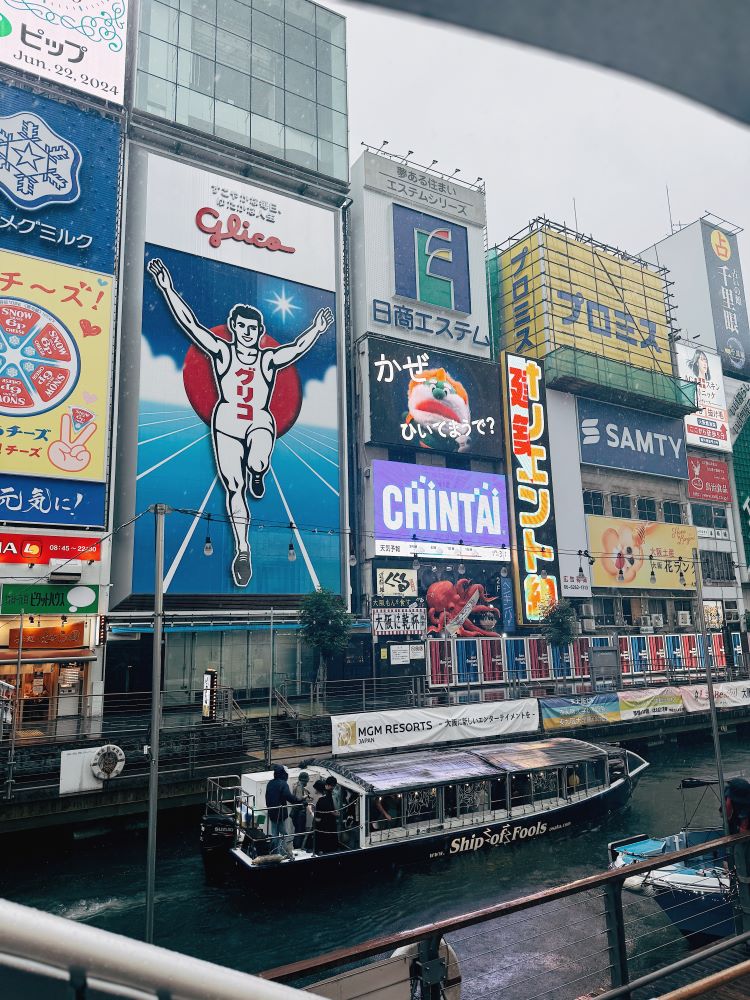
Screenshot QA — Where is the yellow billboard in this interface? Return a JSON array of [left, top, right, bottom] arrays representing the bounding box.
[[500, 225, 672, 375], [0, 250, 113, 482], [587, 515, 697, 591]]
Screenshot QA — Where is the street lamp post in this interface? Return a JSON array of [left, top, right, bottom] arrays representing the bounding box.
[[5, 610, 24, 800], [145, 503, 166, 943]]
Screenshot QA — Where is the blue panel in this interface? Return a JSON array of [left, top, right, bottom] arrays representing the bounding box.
[[577, 397, 688, 479], [630, 635, 647, 673], [0, 472, 104, 527], [506, 638, 527, 680]]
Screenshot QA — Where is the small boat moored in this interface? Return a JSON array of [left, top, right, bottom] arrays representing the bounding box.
[[201, 736, 648, 886]]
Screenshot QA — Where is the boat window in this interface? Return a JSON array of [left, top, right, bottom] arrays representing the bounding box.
[[510, 772, 533, 810], [586, 759, 607, 789], [445, 780, 491, 818], [490, 776, 508, 813], [566, 766, 584, 797], [369, 793, 402, 831], [404, 787, 439, 825], [532, 770, 559, 802]]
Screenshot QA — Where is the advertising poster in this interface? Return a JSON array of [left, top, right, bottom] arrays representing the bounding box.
[[498, 232, 545, 356], [0, 531, 99, 563], [331, 699, 539, 755], [0, 1, 128, 105], [577, 397, 688, 478], [0, 580, 99, 614], [725, 379, 750, 566], [675, 342, 730, 452], [540, 694, 621, 731], [366, 336, 502, 458], [687, 456, 731, 504], [415, 562, 507, 638], [0, 81, 122, 273], [133, 155, 340, 596], [587, 515, 698, 591], [504, 354, 560, 623], [372, 460, 510, 562], [618, 687, 683, 721], [680, 681, 750, 713], [701, 222, 750, 379]]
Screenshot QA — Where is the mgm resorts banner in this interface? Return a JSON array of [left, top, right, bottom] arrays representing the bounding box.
[[577, 398, 687, 479], [365, 336, 502, 458], [331, 700, 539, 755]]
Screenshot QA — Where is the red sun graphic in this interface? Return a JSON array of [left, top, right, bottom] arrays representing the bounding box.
[[182, 324, 302, 435]]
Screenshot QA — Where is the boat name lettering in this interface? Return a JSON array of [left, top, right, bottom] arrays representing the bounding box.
[[449, 820, 548, 854]]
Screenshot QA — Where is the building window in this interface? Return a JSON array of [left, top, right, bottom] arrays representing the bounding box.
[[700, 550, 735, 584], [637, 497, 657, 522], [583, 490, 604, 516], [610, 494, 631, 519], [691, 503, 729, 532], [593, 597, 616, 626], [663, 500, 682, 524]]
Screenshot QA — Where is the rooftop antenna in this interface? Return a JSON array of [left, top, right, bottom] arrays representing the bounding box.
[[377, 139, 389, 152], [573, 198, 579, 232], [429, 159, 438, 169], [666, 184, 675, 234], [402, 149, 413, 162], [452, 168, 461, 177]]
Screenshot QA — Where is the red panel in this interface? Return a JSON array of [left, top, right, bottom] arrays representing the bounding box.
[[648, 634, 666, 672], [682, 634, 698, 670], [482, 639, 504, 682], [529, 638, 550, 679], [712, 633, 727, 668], [429, 641, 450, 685], [619, 635, 631, 673], [573, 637, 588, 678]]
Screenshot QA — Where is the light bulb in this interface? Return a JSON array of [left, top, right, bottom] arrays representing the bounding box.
[[288, 542, 296, 563], [203, 536, 214, 557]]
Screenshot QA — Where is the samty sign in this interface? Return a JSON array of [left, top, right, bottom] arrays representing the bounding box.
[[331, 700, 539, 755]]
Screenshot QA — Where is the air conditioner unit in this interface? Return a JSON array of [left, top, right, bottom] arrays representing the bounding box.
[[678, 611, 692, 627], [651, 614, 665, 628], [572, 620, 582, 636], [639, 615, 652, 627], [725, 610, 741, 623], [580, 603, 595, 618], [48, 558, 82, 583], [581, 618, 596, 633]]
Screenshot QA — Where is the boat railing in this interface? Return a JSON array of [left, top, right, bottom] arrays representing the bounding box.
[[205, 774, 242, 816]]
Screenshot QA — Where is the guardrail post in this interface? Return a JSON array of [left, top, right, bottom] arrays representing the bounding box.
[[603, 880, 630, 994], [414, 934, 445, 1000], [734, 837, 750, 937]]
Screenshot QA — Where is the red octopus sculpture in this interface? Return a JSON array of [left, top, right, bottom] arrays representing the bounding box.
[[426, 578, 501, 637]]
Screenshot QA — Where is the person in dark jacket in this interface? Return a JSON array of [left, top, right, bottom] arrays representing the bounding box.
[[265, 765, 302, 854], [314, 776, 340, 855]]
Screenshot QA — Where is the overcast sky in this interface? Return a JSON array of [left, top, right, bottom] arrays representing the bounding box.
[[332, 1, 750, 277]]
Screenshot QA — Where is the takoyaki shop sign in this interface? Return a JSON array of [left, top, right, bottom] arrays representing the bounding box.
[[373, 460, 511, 562], [366, 336, 503, 459], [332, 700, 539, 755]]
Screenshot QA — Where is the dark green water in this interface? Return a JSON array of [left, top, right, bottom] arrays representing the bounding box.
[[2, 739, 746, 978]]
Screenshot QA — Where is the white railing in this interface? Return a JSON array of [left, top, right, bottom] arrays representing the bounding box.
[[0, 898, 320, 1000]]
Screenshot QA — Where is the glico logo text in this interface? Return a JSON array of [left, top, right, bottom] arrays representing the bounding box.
[[195, 207, 296, 254], [392, 204, 471, 313]]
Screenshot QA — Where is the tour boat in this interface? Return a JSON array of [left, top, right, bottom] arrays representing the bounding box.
[[200, 737, 648, 883], [608, 778, 736, 942]]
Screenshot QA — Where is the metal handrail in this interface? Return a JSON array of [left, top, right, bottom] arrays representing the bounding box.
[[0, 898, 318, 1000], [261, 830, 750, 982], [655, 955, 750, 998], [274, 688, 300, 720]]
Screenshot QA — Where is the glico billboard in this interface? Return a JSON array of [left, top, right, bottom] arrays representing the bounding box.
[[350, 151, 491, 357], [495, 223, 673, 376], [125, 153, 342, 596], [0, 83, 121, 530], [503, 354, 560, 624], [365, 336, 503, 459]]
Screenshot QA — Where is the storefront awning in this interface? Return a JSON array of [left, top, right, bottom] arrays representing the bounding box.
[[0, 649, 97, 664]]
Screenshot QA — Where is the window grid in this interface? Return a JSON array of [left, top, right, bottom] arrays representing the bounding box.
[[583, 490, 604, 517], [137, 0, 347, 179], [636, 497, 657, 522], [663, 500, 682, 525], [610, 494, 631, 519]]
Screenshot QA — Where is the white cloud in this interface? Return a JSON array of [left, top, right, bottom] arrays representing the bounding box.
[[297, 365, 338, 428], [140, 339, 191, 407]]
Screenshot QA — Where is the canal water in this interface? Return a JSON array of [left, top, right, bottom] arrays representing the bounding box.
[[2, 739, 745, 977]]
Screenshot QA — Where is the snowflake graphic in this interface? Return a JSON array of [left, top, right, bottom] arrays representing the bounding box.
[[0, 111, 82, 211]]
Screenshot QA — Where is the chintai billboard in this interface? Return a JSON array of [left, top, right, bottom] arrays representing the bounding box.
[[127, 153, 342, 596]]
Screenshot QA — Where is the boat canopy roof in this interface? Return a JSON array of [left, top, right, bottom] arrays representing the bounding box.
[[316, 739, 607, 794]]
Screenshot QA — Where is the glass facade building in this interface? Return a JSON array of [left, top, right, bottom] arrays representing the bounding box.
[[136, 0, 348, 181]]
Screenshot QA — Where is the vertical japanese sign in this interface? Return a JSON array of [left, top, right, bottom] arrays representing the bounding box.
[[702, 221, 750, 380], [0, 1, 128, 106], [0, 84, 121, 529], [675, 342, 730, 452], [499, 232, 545, 355], [503, 354, 560, 624]]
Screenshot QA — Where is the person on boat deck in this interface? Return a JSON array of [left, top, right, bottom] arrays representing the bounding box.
[[314, 776, 340, 854], [291, 771, 314, 849], [265, 765, 303, 854]]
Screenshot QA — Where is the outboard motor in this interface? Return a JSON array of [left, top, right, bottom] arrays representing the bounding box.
[[200, 812, 236, 853], [724, 777, 750, 834]]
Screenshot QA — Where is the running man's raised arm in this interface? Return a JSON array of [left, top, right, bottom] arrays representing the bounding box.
[[147, 258, 223, 356], [270, 307, 334, 370]]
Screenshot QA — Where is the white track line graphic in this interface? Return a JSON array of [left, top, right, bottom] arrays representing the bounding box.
[[138, 422, 203, 446], [285, 430, 339, 468], [163, 476, 218, 592], [278, 439, 339, 495], [136, 433, 210, 480], [269, 467, 319, 589]]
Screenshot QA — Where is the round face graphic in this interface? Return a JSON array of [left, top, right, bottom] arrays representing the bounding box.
[[0, 298, 80, 416], [182, 325, 302, 434], [710, 229, 732, 261]]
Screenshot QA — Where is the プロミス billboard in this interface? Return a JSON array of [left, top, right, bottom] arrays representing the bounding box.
[[132, 154, 341, 596], [366, 336, 502, 458], [675, 343, 730, 453], [0, 1, 128, 105], [504, 354, 560, 623], [701, 222, 750, 380], [498, 225, 672, 375], [576, 397, 688, 479], [372, 460, 510, 563], [350, 151, 491, 357]]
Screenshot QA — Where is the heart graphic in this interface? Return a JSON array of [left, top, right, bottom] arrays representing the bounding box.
[[97, 278, 108, 287], [80, 319, 101, 337], [83, 392, 98, 404]]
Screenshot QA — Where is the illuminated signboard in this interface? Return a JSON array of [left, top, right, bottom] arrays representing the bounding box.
[[701, 222, 750, 379], [587, 515, 697, 591], [503, 354, 560, 623], [675, 343, 730, 453]]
